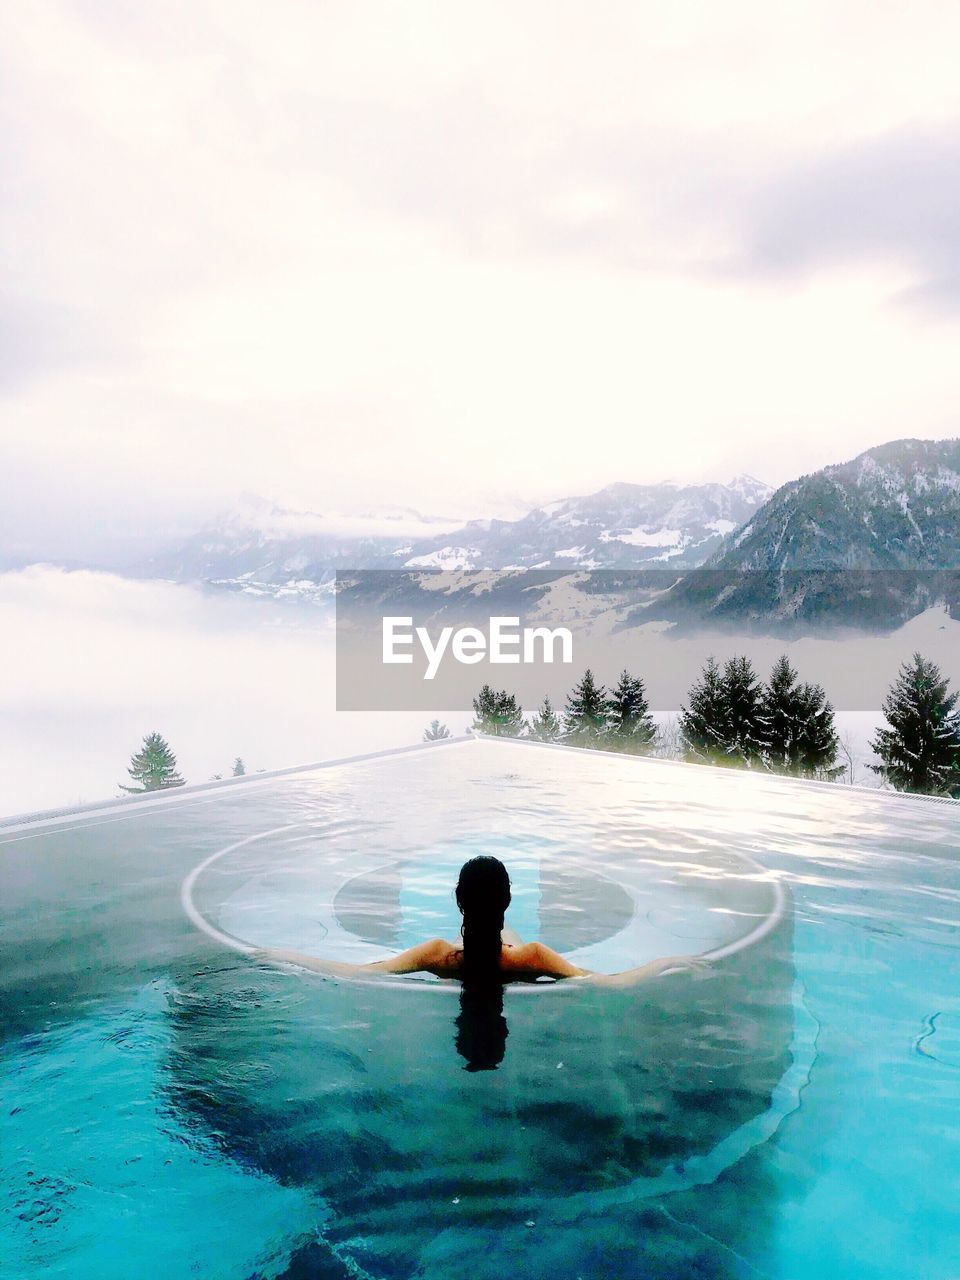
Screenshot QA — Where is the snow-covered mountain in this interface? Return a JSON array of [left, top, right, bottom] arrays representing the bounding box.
[[138, 476, 772, 599], [403, 476, 772, 571], [19, 440, 958, 634], [714, 439, 960, 571], [650, 438, 960, 630], [387, 439, 960, 636], [136, 496, 467, 602]]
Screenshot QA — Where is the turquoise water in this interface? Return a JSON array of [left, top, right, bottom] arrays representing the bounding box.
[[2, 739, 959, 1278]]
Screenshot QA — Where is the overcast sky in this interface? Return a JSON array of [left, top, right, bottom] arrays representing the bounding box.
[[3, 1, 960, 555]]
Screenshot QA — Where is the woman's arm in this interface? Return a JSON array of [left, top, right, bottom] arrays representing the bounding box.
[[504, 943, 706, 984], [253, 938, 456, 978], [254, 940, 705, 986], [578, 954, 707, 987]]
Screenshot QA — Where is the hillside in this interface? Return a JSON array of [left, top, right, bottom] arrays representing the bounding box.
[[647, 439, 960, 630]]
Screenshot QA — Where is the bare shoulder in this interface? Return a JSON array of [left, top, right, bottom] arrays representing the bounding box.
[[426, 938, 463, 975], [362, 936, 462, 975], [499, 941, 542, 972], [407, 937, 462, 975], [501, 940, 590, 980]]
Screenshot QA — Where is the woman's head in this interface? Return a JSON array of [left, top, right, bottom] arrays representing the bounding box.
[[455, 856, 511, 988], [455, 855, 511, 922]]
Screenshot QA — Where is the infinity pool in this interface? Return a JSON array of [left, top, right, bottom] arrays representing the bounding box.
[[2, 737, 958, 1278]]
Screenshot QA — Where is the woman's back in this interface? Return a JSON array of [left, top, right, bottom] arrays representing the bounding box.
[[434, 937, 588, 981]]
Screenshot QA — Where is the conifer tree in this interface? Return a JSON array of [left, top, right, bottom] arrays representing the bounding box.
[[870, 653, 960, 795], [563, 669, 610, 745], [472, 684, 499, 732], [794, 681, 842, 779], [423, 719, 452, 741], [679, 657, 728, 762], [471, 685, 524, 736], [762, 655, 841, 778], [493, 692, 524, 737], [528, 695, 562, 743], [721, 655, 766, 766], [232, 757, 246, 776], [121, 732, 185, 793], [762, 655, 804, 771], [606, 669, 656, 753]]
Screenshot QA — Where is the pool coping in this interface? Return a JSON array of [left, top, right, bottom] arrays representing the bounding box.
[[0, 735, 478, 834], [471, 731, 960, 808]]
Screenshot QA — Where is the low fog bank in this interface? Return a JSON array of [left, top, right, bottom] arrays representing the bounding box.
[[0, 568, 461, 817]]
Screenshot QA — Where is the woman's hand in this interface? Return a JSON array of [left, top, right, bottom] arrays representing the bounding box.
[[582, 953, 711, 987], [654, 954, 711, 975]]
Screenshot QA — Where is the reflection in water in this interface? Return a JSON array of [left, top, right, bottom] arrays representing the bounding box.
[[455, 982, 509, 1071]]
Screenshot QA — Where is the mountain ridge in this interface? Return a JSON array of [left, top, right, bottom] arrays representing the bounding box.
[[52, 437, 960, 633], [643, 437, 960, 631], [136, 474, 774, 599]]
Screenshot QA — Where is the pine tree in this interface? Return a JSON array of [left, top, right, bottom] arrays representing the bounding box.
[[121, 732, 185, 793], [721, 655, 766, 766], [528, 696, 562, 743], [679, 658, 728, 762], [563, 669, 610, 745], [472, 684, 499, 733], [763, 655, 842, 778], [423, 719, 452, 741], [606, 669, 656, 753], [679, 656, 765, 767], [232, 757, 246, 776], [794, 681, 842, 779], [870, 653, 960, 795], [471, 685, 524, 737], [493, 692, 524, 737], [762, 655, 805, 771]]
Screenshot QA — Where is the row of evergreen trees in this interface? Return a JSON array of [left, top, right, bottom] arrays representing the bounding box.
[[462, 651, 960, 797], [471, 670, 660, 752]]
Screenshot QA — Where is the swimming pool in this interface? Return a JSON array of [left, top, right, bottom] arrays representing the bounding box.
[[2, 737, 958, 1278]]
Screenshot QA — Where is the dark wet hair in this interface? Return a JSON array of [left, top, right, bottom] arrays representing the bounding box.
[[455, 855, 511, 989], [455, 985, 508, 1071]]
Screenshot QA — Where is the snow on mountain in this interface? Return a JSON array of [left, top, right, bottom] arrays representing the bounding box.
[[136, 498, 467, 600], [396, 477, 773, 573], [652, 438, 960, 630], [405, 547, 483, 570], [709, 439, 960, 574], [134, 477, 773, 599]]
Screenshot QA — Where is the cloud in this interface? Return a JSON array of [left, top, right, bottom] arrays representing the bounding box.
[[0, 295, 128, 390], [3, 1, 960, 542], [733, 123, 960, 312]]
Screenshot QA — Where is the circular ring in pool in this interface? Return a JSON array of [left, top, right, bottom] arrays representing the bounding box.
[[181, 823, 786, 993]]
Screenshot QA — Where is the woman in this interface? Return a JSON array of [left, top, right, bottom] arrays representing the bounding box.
[[256, 854, 704, 987]]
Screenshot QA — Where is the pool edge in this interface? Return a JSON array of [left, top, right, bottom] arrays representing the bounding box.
[[0, 735, 477, 834]]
